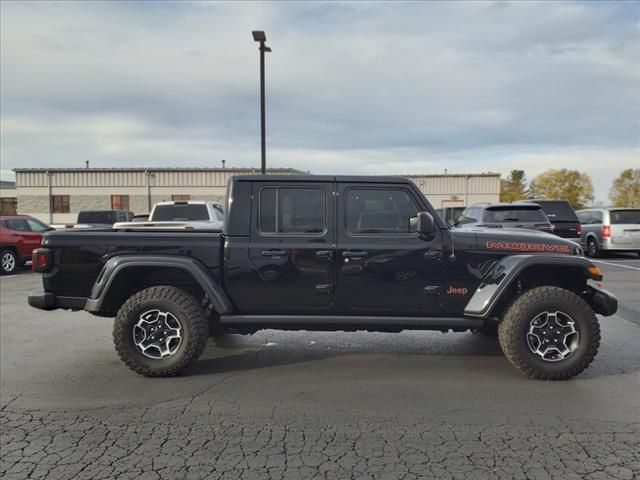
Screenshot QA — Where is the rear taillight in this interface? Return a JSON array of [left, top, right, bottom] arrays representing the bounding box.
[[602, 225, 611, 238], [32, 248, 52, 273], [576, 224, 581, 235]]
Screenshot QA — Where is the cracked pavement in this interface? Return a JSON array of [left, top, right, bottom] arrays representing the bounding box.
[[2, 271, 639, 479]]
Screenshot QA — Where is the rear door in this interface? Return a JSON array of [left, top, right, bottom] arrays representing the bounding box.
[[585, 210, 603, 244], [247, 181, 336, 312], [335, 182, 444, 315], [609, 209, 640, 249]]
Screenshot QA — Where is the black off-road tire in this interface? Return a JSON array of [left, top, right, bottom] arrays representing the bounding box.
[[113, 286, 209, 377], [0, 249, 18, 275], [498, 286, 600, 380]]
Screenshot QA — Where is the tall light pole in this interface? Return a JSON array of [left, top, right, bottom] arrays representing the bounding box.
[[252, 30, 271, 175]]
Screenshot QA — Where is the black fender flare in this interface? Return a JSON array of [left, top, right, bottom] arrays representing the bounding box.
[[464, 254, 603, 318], [84, 255, 233, 314]]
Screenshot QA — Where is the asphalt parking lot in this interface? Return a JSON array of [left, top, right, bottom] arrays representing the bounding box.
[[1, 256, 639, 480]]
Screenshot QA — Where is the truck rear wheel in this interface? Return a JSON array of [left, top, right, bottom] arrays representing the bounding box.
[[498, 286, 600, 380], [113, 286, 209, 377]]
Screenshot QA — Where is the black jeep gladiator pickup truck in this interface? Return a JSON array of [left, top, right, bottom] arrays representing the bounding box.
[[29, 175, 617, 379]]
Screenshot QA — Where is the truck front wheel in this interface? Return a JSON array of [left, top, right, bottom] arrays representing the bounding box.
[[498, 286, 600, 380], [113, 286, 209, 377]]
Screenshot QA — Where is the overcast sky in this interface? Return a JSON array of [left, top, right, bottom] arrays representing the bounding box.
[[1, 1, 639, 201]]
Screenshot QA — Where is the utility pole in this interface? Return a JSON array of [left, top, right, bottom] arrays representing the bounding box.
[[252, 31, 271, 175]]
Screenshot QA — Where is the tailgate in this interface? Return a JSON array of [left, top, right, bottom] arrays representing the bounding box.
[[611, 223, 640, 246], [609, 210, 640, 246], [551, 220, 580, 238]]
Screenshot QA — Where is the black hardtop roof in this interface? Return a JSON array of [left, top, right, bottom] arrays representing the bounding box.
[[233, 175, 414, 184]]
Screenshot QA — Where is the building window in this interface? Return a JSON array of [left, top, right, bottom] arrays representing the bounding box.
[[172, 194, 191, 201], [0, 198, 17, 215], [51, 195, 70, 214], [111, 195, 130, 210]]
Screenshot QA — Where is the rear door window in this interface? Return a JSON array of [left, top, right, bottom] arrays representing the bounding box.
[[610, 210, 640, 224], [4, 219, 30, 231], [259, 188, 326, 235]]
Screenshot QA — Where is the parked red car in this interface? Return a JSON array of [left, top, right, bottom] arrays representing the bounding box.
[[0, 215, 50, 274]]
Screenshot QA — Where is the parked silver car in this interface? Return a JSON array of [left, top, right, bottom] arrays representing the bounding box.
[[576, 208, 640, 257]]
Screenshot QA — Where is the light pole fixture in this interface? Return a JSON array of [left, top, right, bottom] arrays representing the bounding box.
[[252, 30, 271, 175]]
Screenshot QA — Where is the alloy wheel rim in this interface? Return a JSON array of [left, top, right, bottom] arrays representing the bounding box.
[[526, 311, 579, 362], [2, 253, 15, 272], [132, 309, 183, 359]]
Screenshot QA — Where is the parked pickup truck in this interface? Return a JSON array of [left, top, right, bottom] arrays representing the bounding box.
[[51, 210, 134, 229], [113, 201, 225, 231], [29, 175, 617, 379]]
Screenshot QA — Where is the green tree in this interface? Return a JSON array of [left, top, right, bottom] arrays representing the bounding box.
[[500, 170, 528, 202], [609, 169, 640, 207], [529, 169, 594, 210]]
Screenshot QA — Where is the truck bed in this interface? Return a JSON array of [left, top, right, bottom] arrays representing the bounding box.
[[42, 229, 224, 298]]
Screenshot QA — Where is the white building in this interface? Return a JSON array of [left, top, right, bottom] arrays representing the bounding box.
[[12, 168, 500, 223]]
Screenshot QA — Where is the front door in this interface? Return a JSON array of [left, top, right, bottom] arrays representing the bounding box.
[[247, 181, 336, 313], [335, 183, 444, 315]]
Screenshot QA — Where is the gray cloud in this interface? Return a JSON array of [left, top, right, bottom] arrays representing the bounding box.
[[1, 1, 638, 200]]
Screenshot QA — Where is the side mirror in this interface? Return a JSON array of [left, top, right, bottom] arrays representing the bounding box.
[[410, 212, 436, 236]]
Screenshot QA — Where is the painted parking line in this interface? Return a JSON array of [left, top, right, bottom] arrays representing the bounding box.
[[592, 259, 640, 271]]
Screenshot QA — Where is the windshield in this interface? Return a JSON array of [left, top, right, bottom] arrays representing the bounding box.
[[152, 204, 209, 221], [532, 201, 578, 222], [484, 207, 547, 223], [610, 210, 640, 225]]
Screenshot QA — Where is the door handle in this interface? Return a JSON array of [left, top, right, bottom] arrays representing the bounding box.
[[261, 250, 286, 257], [315, 284, 333, 295], [342, 251, 368, 259], [316, 250, 333, 260], [424, 251, 442, 261]]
